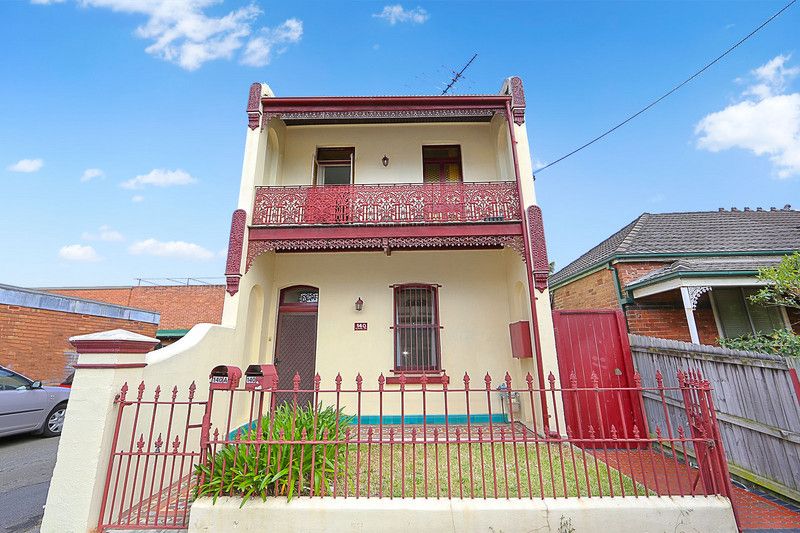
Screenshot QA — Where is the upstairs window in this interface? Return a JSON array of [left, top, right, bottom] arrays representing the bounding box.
[[314, 147, 354, 185], [712, 287, 787, 338], [393, 284, 441, 372], [422, 145, 463, 183]]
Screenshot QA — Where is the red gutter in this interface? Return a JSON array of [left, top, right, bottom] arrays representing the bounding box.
[[505, 100, 550, 428], [261, 95, 510, 113]]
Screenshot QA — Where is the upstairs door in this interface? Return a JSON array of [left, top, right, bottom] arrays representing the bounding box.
[[273, 286, 319, 407]]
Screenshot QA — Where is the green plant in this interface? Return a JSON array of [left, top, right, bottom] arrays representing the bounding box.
[[749, 252, 800, 313], [719, 328, 800, 358], [195, 403, 352, 505]]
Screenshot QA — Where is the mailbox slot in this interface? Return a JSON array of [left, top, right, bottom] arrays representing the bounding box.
[[244, 364, 279, 391], [209, 365, 242, 390]]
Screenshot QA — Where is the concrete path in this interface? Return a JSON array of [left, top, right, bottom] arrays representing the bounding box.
[[0, 434, 60, 533]]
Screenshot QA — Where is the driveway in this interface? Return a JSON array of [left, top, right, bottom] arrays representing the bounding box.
[[0, 434, 59, 533]]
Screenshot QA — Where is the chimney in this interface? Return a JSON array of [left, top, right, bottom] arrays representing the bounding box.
[[770, 207, 777, 211], [756, 207, 763, 212], [731, 207, 739, 212], [744, 207, 751, 212], [718, 207, 725, 212]]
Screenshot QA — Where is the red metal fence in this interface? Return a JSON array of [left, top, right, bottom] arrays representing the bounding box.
[[97, 367, 738, 530], [252, 181, 521, 226]]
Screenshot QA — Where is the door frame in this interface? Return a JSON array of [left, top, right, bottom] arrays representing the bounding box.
[[272, 285, 320, 398]]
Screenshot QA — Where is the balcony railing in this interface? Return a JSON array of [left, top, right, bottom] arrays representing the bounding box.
[[252, 181, 521, 226]]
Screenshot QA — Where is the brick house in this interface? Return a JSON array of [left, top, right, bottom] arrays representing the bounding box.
[[0, 284, 159, 383], [43, 284, 225, 345], [550, 207, 800, 345]]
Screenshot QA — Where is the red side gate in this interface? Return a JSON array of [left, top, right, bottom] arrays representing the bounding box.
[[552, 309, 647, 446]]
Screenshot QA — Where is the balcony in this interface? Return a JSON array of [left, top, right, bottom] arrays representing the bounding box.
[[252, 181, 521, 227]]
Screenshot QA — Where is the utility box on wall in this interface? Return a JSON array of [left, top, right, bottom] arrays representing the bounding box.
[[509, 321, 533, 359]]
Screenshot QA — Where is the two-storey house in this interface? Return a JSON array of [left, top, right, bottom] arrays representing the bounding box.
[[219, 78, 560, 423]]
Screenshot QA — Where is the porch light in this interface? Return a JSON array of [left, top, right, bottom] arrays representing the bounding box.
[[355, 297, 364, 311], [381, 155, 389, 167]]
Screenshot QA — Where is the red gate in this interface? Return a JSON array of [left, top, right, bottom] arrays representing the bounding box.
[[552, 309, 646, 446]]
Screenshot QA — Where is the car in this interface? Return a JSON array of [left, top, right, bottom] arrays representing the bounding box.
[[0, 366, 70, 438]]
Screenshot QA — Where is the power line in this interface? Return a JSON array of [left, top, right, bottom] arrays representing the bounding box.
[[534, 0, 796, 174]]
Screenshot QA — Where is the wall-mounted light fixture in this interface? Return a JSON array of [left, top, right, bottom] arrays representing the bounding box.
[[381, 155, 389, 167], [355, 297, 364, 312]]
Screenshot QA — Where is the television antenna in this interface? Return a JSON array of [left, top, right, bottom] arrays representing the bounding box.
[[441, 53, 478, 95]]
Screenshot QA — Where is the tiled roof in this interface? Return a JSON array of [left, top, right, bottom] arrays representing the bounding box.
[[625, 256, 786, 289], [550, 207, 800, 287]]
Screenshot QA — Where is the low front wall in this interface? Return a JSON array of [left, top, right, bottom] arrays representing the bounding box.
[[189, 496, 736, 533]]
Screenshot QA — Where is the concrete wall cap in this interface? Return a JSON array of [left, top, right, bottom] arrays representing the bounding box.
[[70, 329, 160, 354]]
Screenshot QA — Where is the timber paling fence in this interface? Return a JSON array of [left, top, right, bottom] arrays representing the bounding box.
[[630, 334, 800, 501]]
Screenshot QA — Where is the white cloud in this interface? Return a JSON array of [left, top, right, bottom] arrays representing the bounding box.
[[82, 225, 124, 242], [59, 244, 101, 262], [121, 168, 197, 189], [129, 238, 214, 260], [373, 4, 429, 25], [131, 195, 145, 203], [37, 1, 303, 70], [241, 18, 303, 67], [80, 168, 104, 182], [695, 54, 800, 179], [7, 159, 44, 173]]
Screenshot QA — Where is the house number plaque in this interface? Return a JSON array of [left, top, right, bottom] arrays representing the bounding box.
[[354, 322, 368, 331]]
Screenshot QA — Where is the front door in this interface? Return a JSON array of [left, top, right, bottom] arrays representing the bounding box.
[[273, 286, 319, 407]]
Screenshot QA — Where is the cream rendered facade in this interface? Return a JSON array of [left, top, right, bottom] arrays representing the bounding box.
[[221, 80, 559, 425]]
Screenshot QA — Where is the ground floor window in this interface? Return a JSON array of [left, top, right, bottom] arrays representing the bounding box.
[[393, 284, 441, 372], [712, 287, 787, 338]]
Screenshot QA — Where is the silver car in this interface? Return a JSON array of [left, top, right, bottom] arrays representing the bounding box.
[[0, 366, 70, 438]]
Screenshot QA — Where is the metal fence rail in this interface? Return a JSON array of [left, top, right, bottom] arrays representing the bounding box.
[[97, 368, 739, 531]]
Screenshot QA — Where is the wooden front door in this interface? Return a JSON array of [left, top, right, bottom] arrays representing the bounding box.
[[273, 286, 319, 407]]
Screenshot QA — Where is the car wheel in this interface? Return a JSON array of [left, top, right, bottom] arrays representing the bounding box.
[[41, 403, 67, 437]]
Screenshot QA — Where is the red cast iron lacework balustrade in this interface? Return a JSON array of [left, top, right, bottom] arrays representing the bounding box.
[[252, 181, 521, 227]]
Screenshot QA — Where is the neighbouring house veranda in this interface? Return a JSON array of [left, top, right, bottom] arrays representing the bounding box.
[[40, 79, 739, 532]]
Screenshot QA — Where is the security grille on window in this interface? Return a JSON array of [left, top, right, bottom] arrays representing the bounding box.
[[713, 287, 788, 338], [314, 147, 354, 185], [393, 284, 441, 372]]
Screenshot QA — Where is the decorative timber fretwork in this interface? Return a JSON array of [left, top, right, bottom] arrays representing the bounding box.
[[245, 235, 525, 271], [262, 108, 498, 123], [508, 76, 526, 126], [247, 83, 261, 130], [225, 209, 247, 296], [686, 286, 712, 310], [527, 205, 549, 292]]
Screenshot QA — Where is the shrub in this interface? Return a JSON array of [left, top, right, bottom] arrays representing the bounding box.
[[719, 328, 800, 358], [195, 403, 352, 504]]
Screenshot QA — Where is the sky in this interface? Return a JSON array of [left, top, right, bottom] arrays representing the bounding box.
[[1, 0, 799, 287]]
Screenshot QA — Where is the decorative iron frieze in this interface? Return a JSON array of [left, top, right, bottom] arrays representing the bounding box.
[[686, 286, 712, 310], [225, 209, 247, 296], [263, 108, 497, 123], [252, 181, 521, 226], [509, 76, 526, 126], [247, 83, 261, 130], [527, 205, 549, 292], [245, 235, 525, 271]]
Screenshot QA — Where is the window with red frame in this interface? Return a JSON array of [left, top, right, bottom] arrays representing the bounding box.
[[393, 284, 441, 372]]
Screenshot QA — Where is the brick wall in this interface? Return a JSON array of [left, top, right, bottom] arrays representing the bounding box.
[[47, 285, 225, 330], [0, 303, 157, 384], [551, 268, 618, 310], [624, 290, 720, 345]]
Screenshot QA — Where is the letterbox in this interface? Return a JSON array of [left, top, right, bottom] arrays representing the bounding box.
[[209, 365, 242, 390], [244, 364, 279, 391]]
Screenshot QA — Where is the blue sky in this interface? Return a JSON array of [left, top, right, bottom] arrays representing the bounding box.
[[1, 1, 799, 287]]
